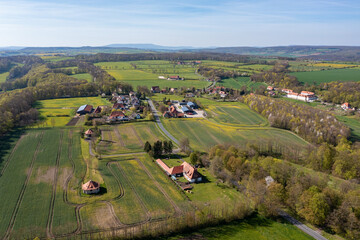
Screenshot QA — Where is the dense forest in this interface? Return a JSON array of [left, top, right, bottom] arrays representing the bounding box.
[[204, 144, 360, 240], [250, 62, 300, 88], [319, 81, 360, 108], [242, 94, 350, 145], [74, 52, 271, 64]]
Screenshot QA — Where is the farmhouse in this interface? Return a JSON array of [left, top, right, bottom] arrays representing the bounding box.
[[77, 104, 93, 115], [267, 86, 274, 91], [82, 180, 100, 194], [168, 75, 181, 80], [84, 129, 94, 138], [156, 159, 202, 183], [109, 110, 128, 121], [341, 102, 355, 111], [151, 86, 160, 93], [182, 162, 202, 183], [94, 106, 102, 114]]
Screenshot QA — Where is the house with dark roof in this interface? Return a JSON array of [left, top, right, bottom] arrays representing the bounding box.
[[94, 106, 102, 114], [77, 105, 93, 115]]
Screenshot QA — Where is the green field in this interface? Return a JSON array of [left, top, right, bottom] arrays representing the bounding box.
[[95, 61, 210, 89], [0, 128, 200, 238], [337, 115, 360, 142], [36, 96, 111, 109], [201, 60, 273, 73], [167, 214, 314, 240], [162, 118, 308, 152], [217, 77, 266, 90], [290, 68, 360, 84], [207, 103, 268, 126], [98, 121, 167, 155], [72, 73, 93, 82], [0, 71, 9, 83]]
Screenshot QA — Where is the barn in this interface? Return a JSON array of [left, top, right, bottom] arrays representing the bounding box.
[[77, 105, 93, 115]]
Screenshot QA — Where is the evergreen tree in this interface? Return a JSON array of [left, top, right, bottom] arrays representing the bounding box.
[[144, 141, 152, 153], [153, 140, 163, 157]]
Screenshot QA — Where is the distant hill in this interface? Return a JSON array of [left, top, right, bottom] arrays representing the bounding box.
[[105, 43, 196, 50], [1, 44, 360, 61], [195, 46, 360, 61]]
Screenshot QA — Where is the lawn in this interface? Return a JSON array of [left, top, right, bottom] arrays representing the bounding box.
[[166, 214, 314, 240], [290, 68, 360, 85]]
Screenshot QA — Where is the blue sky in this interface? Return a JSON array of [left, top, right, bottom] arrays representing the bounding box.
[[0, 0, 359, 47]]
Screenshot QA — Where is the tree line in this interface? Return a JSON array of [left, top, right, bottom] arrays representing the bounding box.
[[74, 52, 272, 64], [242, 94, 350, 145], [206, 144, 360, 240], [319, 81, 360, 108]]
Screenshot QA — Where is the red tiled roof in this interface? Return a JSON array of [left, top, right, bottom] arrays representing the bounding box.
[[301, 91, 315, 95], [84, 105, 93, 112], [85, 129, 93, 135], [342, 102, 350, 107], [156, 159, 171, 173], [110, 110, 125, 118], [82, 180, 100, 191], [169, 165, 183, 175], [181, 162, 201, 180], [94, 106, 102, 113]]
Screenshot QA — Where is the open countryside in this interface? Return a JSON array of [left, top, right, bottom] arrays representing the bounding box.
[[1, 1, 360, 238]]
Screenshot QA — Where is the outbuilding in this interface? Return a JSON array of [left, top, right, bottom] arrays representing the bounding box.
[[82, 180, 100, 194]]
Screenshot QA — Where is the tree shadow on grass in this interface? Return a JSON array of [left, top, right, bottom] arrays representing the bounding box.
[[156, 213, 275, 240], [0, 128, 25, 173]]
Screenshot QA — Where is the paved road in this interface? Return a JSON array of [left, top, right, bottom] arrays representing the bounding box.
[[278, 211, 328, 240], [147, 99, 180, 145]]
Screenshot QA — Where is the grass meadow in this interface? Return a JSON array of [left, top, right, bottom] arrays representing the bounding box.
[[95, 61, 210, 89], [166, 214, 314, 240], [290, 68, 360, 84], [161, 118, 308, 152], [72, 73, 93, 82], [217, 77, 266, 90], [98, 121, 167, 155], [337, 115, 360, 142], [0, 71, 9, 83]]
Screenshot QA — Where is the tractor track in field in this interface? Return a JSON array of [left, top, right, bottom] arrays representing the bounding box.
[[115, 162, 152, 223], [106, 162, 125, 200], [46, 130, 64, 239], [3, 131, 44, 240], [113, 128, 126, 147], [58, 130, 85, 237], [136, 159, 182, 215], [100, 200, 123, 227], [130, 125, 144, 146], [0, 134, 26, 176]]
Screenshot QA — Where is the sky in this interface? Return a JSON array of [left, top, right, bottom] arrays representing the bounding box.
[[0, 0, 359, 47]]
